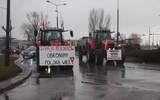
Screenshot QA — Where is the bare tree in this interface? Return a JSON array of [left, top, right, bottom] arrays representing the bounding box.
[[89, 8, 111, 32], [21, 11, 50, 45]]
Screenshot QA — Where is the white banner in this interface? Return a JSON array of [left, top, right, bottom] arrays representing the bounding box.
[[107, 50, 122, 60], [39, 46, 75, 66]]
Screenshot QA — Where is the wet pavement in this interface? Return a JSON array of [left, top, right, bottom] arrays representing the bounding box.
[[0, 56, 160, 100]]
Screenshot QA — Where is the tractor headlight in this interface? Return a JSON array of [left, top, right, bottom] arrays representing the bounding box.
[[118, 44, 121, 47]]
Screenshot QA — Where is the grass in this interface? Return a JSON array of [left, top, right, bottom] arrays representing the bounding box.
[[0, 55, 22, 82]]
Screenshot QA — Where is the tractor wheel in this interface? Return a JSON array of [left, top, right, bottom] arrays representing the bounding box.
[[79, 50, 83, 62], [95, 49, 103, 65], [134, 45, 141, 50], [107, 60, 115, 65], [86, 45, 94, 63], [116, 49, 125, 65]]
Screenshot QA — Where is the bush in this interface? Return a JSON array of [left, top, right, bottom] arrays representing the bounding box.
[[0, 55, 22, 82], [126, 50, 160, 63]]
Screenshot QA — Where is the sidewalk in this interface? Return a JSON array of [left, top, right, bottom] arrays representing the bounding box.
[[0, 58, 32, 94]]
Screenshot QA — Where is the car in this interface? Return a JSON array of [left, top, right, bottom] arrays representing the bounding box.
[[77, 36, 92, 61], [1, 47, 21, 55], [21, 46, 36, 59]]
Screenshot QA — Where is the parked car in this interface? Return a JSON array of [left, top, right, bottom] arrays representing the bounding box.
[[1, 47, 21, 55], [21, 46, 36, 59], [77, 36, 92, 61]]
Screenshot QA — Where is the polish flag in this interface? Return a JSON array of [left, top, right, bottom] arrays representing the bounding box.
[[40, 22, 46, 30], [61, 20, 64, 32], [42, 22, 46, 30], [60, 16, 64, 32]]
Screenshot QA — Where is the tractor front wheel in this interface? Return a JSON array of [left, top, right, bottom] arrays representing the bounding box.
[[116, 49, 125, 65], [86, 45, 94, 63], [95, 49, 103, 65]]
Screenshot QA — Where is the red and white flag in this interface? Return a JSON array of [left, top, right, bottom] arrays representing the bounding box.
[[60, 16, 64, 32], [40, 22, 46, 30], [42, 22, 46, 30]]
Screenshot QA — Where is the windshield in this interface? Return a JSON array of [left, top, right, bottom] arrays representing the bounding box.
[[93, 32, 111, 41], [124, 39, 135, 44], [26, 46, 36, 51], [45, 31, 61, 41], [82, 37, 91, 45]]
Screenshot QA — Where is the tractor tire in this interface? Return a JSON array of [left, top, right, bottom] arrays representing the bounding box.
[[134, 45, 141, 50], [86, 45, 94, 63], [79, 51, 83, 61], [95, 49, 104, 65], [116, 49, 125, 65], [36, 48, 41, 70]]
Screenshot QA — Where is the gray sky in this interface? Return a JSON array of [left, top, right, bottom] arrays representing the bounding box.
[[1, 0, 160, 45]]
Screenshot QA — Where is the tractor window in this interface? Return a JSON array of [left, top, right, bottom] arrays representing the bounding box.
[[124, 39, 129, 44], [98, 32, 111, 41], [124, 39, 135, 44], [45, 31, 61, 41], [93, 32, 111, 41], [82, 37, 91, 45], [130, 39, 135, 44]]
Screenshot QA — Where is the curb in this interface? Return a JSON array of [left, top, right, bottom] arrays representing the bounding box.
[[0, 58, 32, 94]]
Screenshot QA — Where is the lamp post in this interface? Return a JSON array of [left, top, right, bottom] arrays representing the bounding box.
[[5, 0, 10, 66], [47, 0, 66, 28], [145, 25, 155, 50], [116, 0, 120, 45]]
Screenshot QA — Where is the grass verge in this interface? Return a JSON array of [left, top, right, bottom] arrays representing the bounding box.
[[0, 55, 22, 82]]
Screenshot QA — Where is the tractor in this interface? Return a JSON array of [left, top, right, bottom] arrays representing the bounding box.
[[118, 38, 141, 52], [34, 27, 75, 70], [77, 36, 92, 61], [86, 29, 125, 65]]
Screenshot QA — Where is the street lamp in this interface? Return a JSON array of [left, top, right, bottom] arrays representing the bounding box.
[[47, 0, 66, 28], [116, 0, 120, 45], [145, 25, 155, 50]]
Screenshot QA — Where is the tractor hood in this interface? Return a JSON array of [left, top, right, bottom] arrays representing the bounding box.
[[102, 39, 115, 50], [50, 40, 61, 46], [118, 43, 127, 48]]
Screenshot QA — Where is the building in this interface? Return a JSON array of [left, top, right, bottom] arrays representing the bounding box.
[[0, 37, 29, 50]]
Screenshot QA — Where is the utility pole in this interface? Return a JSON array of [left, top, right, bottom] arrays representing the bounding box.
[[145, 25, 155, 50], [5, 0, 10, 66], [116, 0, 120, 45]]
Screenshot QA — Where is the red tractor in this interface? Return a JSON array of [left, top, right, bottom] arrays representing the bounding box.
[[86, 30, 125, 65], [35, 27, 75, 70], [77, 36, 92, 61], [118, 38, 141, 52]]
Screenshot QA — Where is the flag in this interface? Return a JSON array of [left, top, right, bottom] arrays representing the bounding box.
[[40, 22, 46, 30], [60, 16, 64, 32]]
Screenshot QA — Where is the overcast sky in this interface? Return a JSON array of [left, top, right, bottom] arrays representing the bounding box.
[[1, 0, 160, 44]]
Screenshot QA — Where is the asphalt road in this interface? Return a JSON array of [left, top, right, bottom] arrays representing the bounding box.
[[0, 56, 160, 100]]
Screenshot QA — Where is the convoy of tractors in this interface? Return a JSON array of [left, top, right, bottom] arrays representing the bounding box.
[[33, 19, 142, 70], [78, 29, 125, 65]]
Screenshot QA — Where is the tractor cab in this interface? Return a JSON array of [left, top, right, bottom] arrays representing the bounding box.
[[118, 38, 141, 52], [89, 30, 114, 50], [36, 27, 73, 46], [123, 38, 135, 45], [92, 30, 112, 41]]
